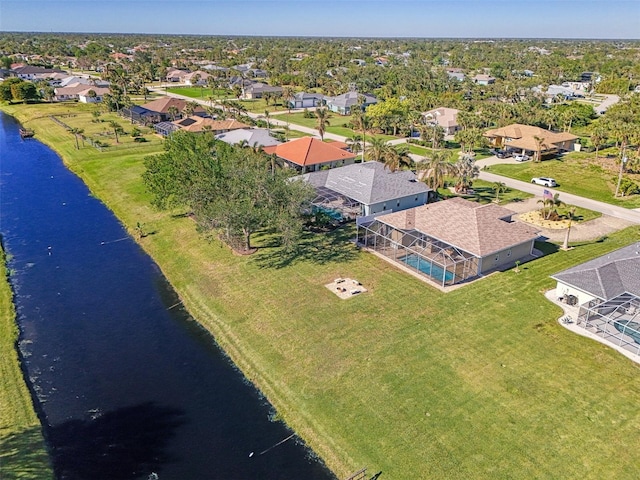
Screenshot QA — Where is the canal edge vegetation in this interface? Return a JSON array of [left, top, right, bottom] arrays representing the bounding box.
[[0, 242, 54, 479], [2, 102, 640, 479]]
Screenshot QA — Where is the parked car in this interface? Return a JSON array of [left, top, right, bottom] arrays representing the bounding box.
[[496, 150, 512, 159], [531, 177, 557, 187], [514, 154, 529, 162]]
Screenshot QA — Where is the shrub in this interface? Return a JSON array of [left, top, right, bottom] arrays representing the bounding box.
[[134, 137, 148, 143], [616, 177, 640, 196]]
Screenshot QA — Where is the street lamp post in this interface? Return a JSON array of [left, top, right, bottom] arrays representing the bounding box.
[[614, 147, 628, 198]]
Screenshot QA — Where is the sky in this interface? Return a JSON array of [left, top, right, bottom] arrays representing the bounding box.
[[1, 0, 639, 39]]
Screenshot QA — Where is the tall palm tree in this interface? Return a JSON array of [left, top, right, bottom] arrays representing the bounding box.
[[69, 127, 84, 150], [492, 181, 507, 203], [167, 105, 180, 121], [383, 145, 413, 172], [453, 156, 479, 194], [346, 134, 363, 158], [315, 108, 330, 141], [561, 207, 576, 250], [364, 137, 389, 163], [590, 125, 608, 160], [533, 135, 545, 163], [108, 120, 123, 144], [281, 86, 295, 113], [420, 150, 452, 191], [264, 110, 271, 131]]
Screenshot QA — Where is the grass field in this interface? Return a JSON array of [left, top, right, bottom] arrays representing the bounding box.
[[279, 112, 396, 141], [0, 246, 54, 479], [165, 86, 232, 101], [487, 151, 640, 209], [3, 102, 640, 479]]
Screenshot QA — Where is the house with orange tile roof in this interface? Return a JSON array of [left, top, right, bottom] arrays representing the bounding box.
[[262, 137, 357, 173], [484, 123, 578, 158], [357, 197, 539, 286]]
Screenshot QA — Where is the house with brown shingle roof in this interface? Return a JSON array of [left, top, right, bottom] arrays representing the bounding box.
[[484, 123, 578, 158], [357, 197, 539, 286], [422, 107, 461, 135], [262, 137, 357, 173], [126, 97, 207, 125], [155, 116, 249, 136]]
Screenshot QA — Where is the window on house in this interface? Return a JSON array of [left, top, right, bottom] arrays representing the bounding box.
[[507, 249, 512, 257], [495, 254, 500, 262], [397, 201, 400, 207]]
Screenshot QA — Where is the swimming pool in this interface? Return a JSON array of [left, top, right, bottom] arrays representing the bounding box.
[[614, 320, 640, 345], [313, 205, 343, 221], [399, 254, 455, 283]]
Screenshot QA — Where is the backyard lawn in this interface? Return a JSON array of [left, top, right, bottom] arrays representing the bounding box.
[[3, 102, 640, 480], [487, 151, 640, 208], [0, 246, 54, 479], [165, 86, 232, 101]]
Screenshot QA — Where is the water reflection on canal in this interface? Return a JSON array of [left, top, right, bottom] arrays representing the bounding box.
[[0, 112, 334, 480]]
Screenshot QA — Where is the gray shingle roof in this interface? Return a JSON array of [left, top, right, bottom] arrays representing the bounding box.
[[327, 91, 377, 109], [551, 243, 640, 300], [300, 161, 429, 206]]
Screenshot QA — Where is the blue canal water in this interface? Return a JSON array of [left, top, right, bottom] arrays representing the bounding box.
[[0, 112, 335, 480]]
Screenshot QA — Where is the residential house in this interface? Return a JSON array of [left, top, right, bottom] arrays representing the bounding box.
[[12, 65, 64, 81], [122, 97, 206, 124], [165, 68, 189, 83], [53, 83, 98, 102], [422, 107, 461, 135], [298, 161, 431, 220], [262, 137, 356, 173], [484, 123, 578, 157], [155, 116, 249, 136], [78, 86, 110, 103], [472, 74, 496, 85], [446, 68, 465, 81], [551, 242, 640, 359], [326, 91, 378, 116], [288, 92, 325, 109], [357, 197, 540, 286], [241, 82, 283, 99], [215, 128, 281, 148], [183, 71, 211, 86]]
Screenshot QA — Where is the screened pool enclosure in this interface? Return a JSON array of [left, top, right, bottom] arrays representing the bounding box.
[[357, 218, 480, 286], [577, 292, 640, 357]]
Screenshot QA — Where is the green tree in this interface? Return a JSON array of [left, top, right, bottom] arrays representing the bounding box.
[[108, 120, 124, 144], [69, 127, 84, 150], [315, 108, 330, 141], [143, 132, 314, 252], [590, 125, 608, 160], [421, 150, 452, 191], [492, 181, 507, 203], [453, 156, 479, 194]]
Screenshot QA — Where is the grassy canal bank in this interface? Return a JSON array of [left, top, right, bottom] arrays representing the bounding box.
[[3, 102, 640, 479], [0, 245, 54, 479]]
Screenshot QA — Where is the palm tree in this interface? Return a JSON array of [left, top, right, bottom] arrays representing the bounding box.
[[281, 86, 295, 114], [420, 150, 452, 191], [561, 207, 576, 250], [590, 125, 608, 160], [167, 106, 180, 121], [108, 121, 123, 144], [453, 156, 479, 194], [364, 137, 389, 163], [264, 110, 271, 131], [183, 101, 198, 118], [69, 127, 84, 150], [346, 134, 363, 158], [383, 145, 413, 173], [315, 108, 330, 141], [533, 135, 545, 163], [492, 181, 507, 203]]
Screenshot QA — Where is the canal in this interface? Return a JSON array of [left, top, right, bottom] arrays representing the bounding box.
[[0, 111, 335, 480]]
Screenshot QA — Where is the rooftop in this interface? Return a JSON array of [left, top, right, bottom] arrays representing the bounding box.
[[376, 197, 539, 257], [552, 242, 640, 300], [263, 137, 356, 167]]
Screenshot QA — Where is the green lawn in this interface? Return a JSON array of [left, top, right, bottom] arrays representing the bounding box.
[[3, 102, 640, 480], [0, 246, 54, 479], [486, 152, 640, 208], [165, 86, 232, 101]]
